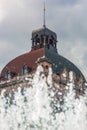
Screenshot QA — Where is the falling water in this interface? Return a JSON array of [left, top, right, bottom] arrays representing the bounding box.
[[0, 66, 87, 130]]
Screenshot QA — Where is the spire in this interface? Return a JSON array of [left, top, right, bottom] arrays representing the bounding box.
[[43, 0, 46, 28]]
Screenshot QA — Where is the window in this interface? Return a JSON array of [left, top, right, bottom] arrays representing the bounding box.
[[6, 70, 11, 79], [46, 36, 49, 43], [23, 65, 28, 75], [45, 65, 48, 69], [41, 35, 44, 44]]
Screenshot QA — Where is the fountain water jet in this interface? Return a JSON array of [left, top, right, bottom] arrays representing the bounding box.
[[0, 66, 87, 130]]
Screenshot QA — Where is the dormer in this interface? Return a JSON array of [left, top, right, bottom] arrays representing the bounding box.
[[31, 26, 57, 53], [36, 56, 52, 76]]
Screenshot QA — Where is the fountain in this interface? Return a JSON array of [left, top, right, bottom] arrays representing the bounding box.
[[0, 66, 87, 130]]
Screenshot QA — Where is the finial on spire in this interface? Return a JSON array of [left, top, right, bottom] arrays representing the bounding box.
[[43, 0, 46, 28]]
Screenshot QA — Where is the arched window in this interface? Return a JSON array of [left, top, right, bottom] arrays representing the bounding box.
[[23, 65, 28, 75], [6, 70, 11, 79], [45, 36, 49, 43], [45, 65, 49, 69], [41, 35, 44, 44]]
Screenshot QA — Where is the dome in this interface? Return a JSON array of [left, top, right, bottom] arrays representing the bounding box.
[[1, 26, 86, 81]]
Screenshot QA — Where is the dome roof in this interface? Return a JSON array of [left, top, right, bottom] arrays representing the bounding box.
[[1, 47, 85, 81], [1, 26, 85, 81]]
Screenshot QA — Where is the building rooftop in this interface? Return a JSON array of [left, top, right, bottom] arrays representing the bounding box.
[[1, 26, 85, 81]]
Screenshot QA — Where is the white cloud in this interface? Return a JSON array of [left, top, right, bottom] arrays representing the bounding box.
[[64, 41, 87, 78], [0, 3, 5, 22]]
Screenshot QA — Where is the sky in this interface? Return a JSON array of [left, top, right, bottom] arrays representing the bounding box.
[[0, 0, 87, 79]]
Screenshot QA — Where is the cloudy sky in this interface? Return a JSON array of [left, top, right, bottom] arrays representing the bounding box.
[[0, 0, 87, 79]]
